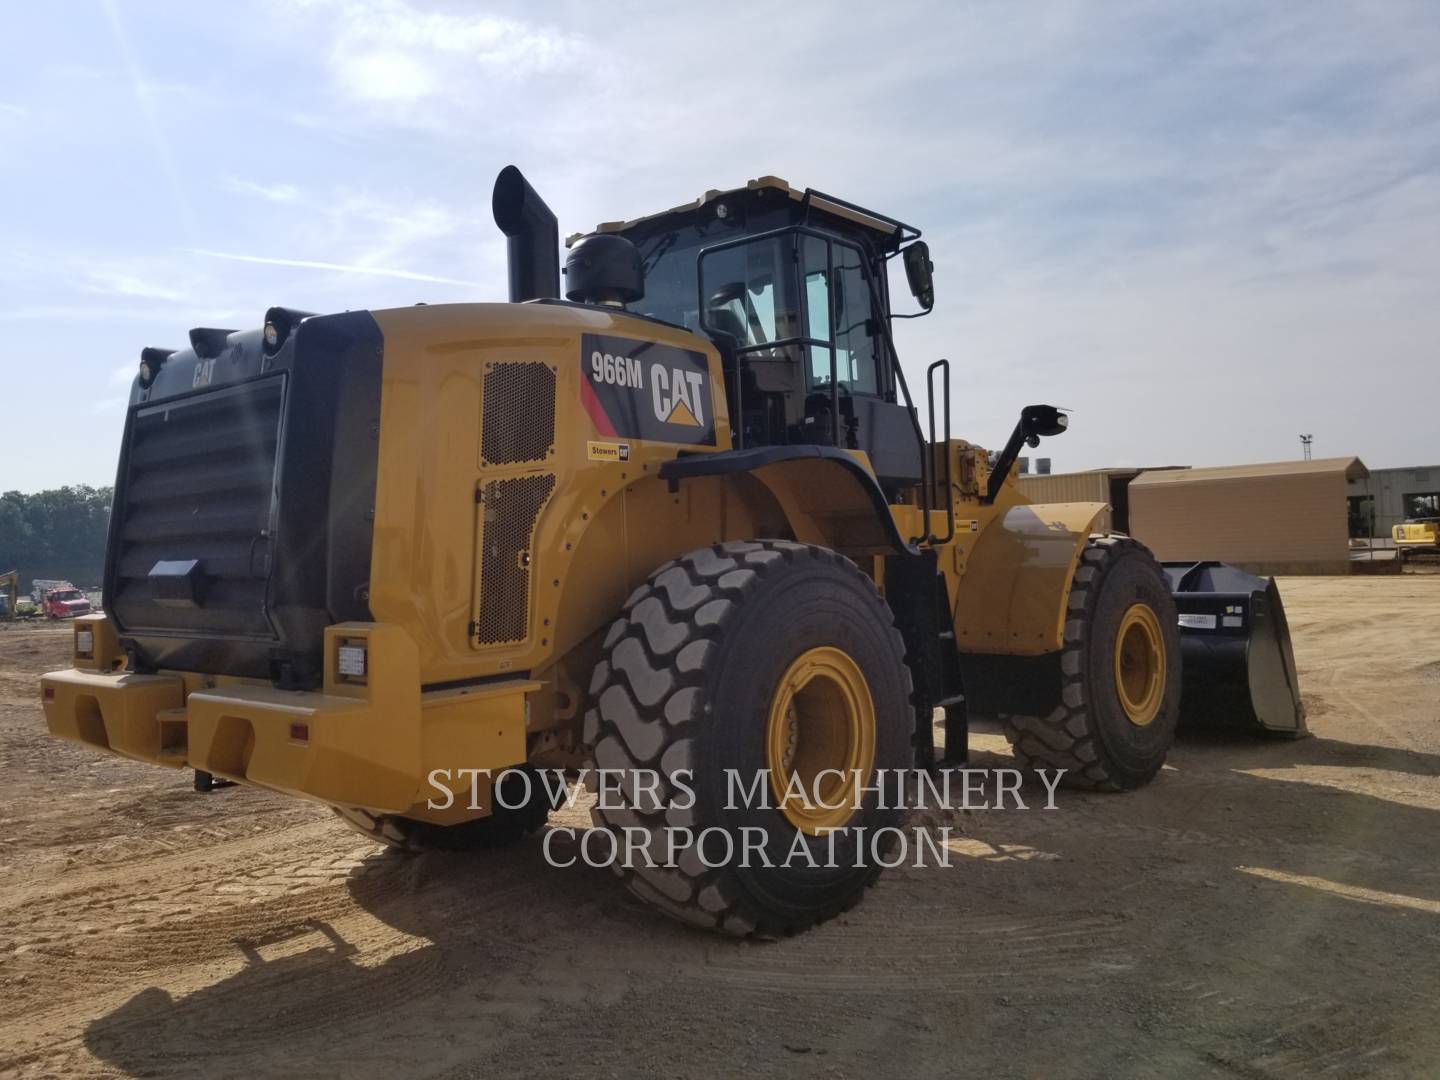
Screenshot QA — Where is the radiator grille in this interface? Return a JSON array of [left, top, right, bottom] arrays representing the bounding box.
[[475, 473, 555, 645], [110, 377, 283, 639], [480, 363, 556, 465]]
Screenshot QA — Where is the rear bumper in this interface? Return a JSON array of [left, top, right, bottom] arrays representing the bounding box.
[[41, 622, 532, 817], [42, 668, 188, 766]]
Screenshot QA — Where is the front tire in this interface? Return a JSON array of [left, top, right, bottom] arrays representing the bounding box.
[[1001, 535, 1181, 791], [583, 541, 913, 937]]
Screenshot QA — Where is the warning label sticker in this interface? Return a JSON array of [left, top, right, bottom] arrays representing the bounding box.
[[1178, 613, 1218, 630]]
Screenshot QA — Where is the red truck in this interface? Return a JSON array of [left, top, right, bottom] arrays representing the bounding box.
[[34, 581, 93, 619]]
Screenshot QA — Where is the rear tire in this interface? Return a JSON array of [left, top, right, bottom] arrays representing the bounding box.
[[1001, 535, 1181, 791], [583, 541, 913, 937], [331, 766, 559, 852]]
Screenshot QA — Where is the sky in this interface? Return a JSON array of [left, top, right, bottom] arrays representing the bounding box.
[[1, 0, 1438, 492]]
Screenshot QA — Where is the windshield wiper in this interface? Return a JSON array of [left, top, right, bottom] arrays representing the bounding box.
[[640, 231, 679, 278]]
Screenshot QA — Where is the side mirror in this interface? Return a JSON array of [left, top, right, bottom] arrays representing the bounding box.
[[1021, 404, 1069, 443], [983, 404, 1069, 504], [902, 241, 934, 312]]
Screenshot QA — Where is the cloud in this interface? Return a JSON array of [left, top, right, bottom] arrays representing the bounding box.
[[317, 194, 476, 272], [223, 177, 303, 203], [0, 102, 24, 117], [85, 270, 189, 303], [0, 305, 245, 323], [298, 0, 586, 107], [98, 0, 196, 238], [186, 248, 482, 287], [336, 49, 436, 104]]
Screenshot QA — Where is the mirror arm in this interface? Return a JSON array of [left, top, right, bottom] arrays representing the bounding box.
[[983, 405, 1068, 504], [984, 419, 1032, 505]]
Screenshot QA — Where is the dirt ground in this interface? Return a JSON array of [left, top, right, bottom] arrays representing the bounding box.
[[1, 574, 1438, 1079]]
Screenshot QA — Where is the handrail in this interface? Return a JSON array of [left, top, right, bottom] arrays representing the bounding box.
[[926, 359, 954, 545], [861, 267, 933, 546]]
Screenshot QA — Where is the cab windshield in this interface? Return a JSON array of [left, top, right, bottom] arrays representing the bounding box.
[[636, 228, 885, 398], [633, 230, 718, 335]]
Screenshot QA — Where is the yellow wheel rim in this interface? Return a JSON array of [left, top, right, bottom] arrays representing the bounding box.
[[765, 646, 876, 834], [1114, 603, 1165, 727]]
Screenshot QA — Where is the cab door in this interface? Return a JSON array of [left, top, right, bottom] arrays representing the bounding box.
[[800, 235, 921, 486]]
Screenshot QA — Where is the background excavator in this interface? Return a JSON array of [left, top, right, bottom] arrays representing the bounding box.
[[0, 571, 21, 620]]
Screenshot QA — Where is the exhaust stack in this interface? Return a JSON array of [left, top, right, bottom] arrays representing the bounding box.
[[492, 165, 560, 302]]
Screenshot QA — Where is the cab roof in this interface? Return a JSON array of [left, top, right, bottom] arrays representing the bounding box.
[[567, 176, 917, 250]]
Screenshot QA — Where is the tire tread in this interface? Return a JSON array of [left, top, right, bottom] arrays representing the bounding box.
[[584, 540, 910, 937], [1000, 534, 1174, 791]]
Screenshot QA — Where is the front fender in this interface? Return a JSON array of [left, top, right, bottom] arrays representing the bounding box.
[[952, 501, 1107, 656]]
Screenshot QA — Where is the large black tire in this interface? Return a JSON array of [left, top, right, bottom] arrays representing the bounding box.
[[331, 766, 559, 852], [583, 541, 913, 937], [1001, 535, 1181, 791]]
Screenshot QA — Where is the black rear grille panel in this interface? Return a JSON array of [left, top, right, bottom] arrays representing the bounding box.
[[103, 311, 384, 687], [110, 377, 284, 640]]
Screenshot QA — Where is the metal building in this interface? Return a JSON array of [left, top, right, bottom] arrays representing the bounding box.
[[1346, 464, 1440, 539], [1128, 457, 1369, 575]]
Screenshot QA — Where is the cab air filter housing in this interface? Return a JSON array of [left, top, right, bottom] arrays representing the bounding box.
[[565, 234, 644, 306]]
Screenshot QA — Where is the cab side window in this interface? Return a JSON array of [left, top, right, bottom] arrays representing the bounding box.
[[700, 236, 789, 347], [802, 236, 881, 395]]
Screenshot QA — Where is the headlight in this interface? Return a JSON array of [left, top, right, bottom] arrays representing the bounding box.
[[337, 643, 367, 679], [138, 346, 173, 389]]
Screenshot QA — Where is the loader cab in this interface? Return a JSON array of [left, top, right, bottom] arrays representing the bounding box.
[[586, 178, 931, 489]]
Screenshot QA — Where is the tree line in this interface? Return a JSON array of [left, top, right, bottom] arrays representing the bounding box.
[[0, 487, 113, 589]]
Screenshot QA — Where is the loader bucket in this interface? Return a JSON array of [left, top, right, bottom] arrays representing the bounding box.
[[1161, 562, 1307, 738]]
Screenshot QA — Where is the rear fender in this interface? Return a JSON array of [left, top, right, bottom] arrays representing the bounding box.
[[659, 445, 918, 558]]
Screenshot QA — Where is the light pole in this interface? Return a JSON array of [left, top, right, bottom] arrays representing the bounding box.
[[1299, 434, 1313, 461]]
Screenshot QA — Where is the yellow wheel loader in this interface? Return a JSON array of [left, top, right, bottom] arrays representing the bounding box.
[[40, 167, 1303, 936]]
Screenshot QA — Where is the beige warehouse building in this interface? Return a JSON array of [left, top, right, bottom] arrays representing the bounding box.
[[1017, 468, 1139, 534], [1127, 457, 1368, 575], [1018, 467, 1187, 533]]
